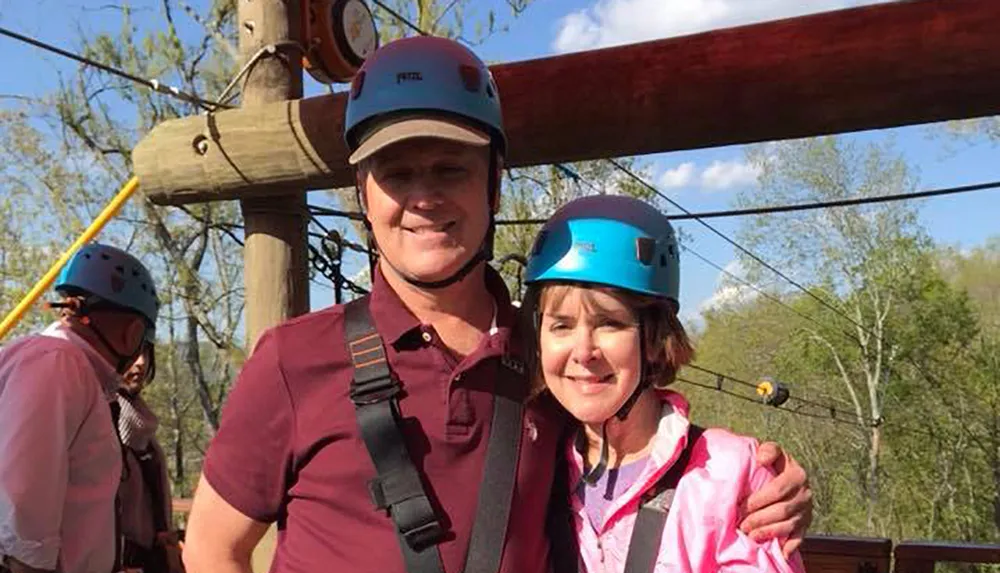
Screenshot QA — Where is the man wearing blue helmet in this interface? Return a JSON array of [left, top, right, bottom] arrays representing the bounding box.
[[184, 36, 810, 573], [0, 242, 159, 573]]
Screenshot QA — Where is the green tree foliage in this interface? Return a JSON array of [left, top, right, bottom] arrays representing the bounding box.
[[687, 136, 999, 549]]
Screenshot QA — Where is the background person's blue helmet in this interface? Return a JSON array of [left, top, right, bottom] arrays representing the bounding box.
[[344, 35, 506, 165], [54, 242, 160, 332], [524, 195, 680, 305]]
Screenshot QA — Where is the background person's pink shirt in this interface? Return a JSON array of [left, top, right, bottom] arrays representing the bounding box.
[[0, 323, 121, 573], [567, 390, 807, 573]]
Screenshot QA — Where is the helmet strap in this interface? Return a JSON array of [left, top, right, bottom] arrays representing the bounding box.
[[77, 302, 148, 375], [615, 319, 649, 421], [575, 420, 611, 491]]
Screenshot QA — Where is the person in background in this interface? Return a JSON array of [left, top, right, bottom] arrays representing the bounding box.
[[117, 343, 184, 573], [0, 243, 159, 573]]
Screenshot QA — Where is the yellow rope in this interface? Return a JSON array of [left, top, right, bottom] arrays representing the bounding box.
[[0, 176, 141, 340]]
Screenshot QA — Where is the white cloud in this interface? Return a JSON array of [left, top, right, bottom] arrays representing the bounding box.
[[654, 157, 759, 193], [553, 0, 893, 54], [699, 259, 757, 312], [659, 162, 696, 189], [700, 159, 760, 191]]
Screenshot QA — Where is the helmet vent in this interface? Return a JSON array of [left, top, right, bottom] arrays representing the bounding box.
[[636, 238, 655, 265], [115, 265, 125, 274], [660, 254, 668, 267], [100, 253, 110, 260], [459, 65, 481, 93]]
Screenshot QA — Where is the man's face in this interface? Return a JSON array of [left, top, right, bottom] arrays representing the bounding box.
[[88, 307, 147, 364], [358, 137, 493, 284]]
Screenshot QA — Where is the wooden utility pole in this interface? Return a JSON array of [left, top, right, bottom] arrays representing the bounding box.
[[238, 0, 309, 349]]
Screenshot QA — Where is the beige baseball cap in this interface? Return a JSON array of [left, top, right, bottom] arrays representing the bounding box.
[[348, 116, 490, 165]]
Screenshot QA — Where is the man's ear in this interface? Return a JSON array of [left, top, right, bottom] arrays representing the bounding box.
[[355, 170, 369, 214], [354, 169, 368, 211]]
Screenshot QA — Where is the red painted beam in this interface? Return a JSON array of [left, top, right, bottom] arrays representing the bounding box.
[[136, 0, 1000, 204]]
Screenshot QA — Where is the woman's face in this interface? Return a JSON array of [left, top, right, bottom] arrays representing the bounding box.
[[121, 347, 151, 396], [538, 286, 643, 424]]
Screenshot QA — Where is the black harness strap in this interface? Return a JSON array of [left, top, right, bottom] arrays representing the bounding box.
[[344, 296, 525, 573], [463, 359, 524, 573], [546, 421, 580, 573], [345, 298, 446, 573], [622, 425, 704, 573]]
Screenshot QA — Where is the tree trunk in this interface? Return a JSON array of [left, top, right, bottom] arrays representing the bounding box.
[[867, 424, 881, 533]]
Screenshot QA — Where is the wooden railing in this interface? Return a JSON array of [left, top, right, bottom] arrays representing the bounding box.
[[800, 535, 892, 573], [172, 500, 999, 572], [893, 540, 1000, 573]]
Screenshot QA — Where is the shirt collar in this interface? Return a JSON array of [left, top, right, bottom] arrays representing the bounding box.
[[368, 264, 515, 346]]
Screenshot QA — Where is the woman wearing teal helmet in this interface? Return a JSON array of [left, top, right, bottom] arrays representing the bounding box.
[[522, 195, 806, 573]]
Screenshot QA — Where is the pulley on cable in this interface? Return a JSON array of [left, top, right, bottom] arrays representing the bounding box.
[[301, 0, 379, 84], [756, 377, 790, 407]]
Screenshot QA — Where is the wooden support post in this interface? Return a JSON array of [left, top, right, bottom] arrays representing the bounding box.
[[238, 0, 309, 349]]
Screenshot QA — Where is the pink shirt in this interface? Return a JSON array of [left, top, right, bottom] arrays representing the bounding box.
[[0, 323, 121, 573], [567, 390, 806, 573]]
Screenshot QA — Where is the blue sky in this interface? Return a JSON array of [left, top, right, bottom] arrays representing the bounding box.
[[2, 0, 998, 321]]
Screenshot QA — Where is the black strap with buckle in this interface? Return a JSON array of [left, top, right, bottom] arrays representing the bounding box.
[[345, 298, 446, 573], [622, 425, 704, 573], [344, 296, 525, 573]]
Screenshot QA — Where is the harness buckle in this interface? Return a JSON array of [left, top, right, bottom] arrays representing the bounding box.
[[350, 375, 401, 405], [401, 516, 446, 550]]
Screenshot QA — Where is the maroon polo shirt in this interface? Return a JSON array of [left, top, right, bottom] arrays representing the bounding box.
[[202, 266, 565, 573]]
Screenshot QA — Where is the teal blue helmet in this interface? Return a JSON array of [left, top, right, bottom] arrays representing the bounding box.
[[344, 35, 506, 165], [524, 195, 680, 305], [54, 243, 160, 332]]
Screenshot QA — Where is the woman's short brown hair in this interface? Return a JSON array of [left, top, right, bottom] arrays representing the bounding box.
[[517, 282, 695, 397]]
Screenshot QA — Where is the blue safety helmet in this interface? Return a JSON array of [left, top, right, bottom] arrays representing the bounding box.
[[344, 35, 506, 164], [54, 242, 160, 334], [524, 195, 680, 305]]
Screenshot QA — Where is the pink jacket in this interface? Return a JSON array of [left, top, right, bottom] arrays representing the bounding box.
[[567, 390, 806, 573]]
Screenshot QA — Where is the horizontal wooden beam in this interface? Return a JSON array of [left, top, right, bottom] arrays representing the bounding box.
[[136, 0, 1000, 205]]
